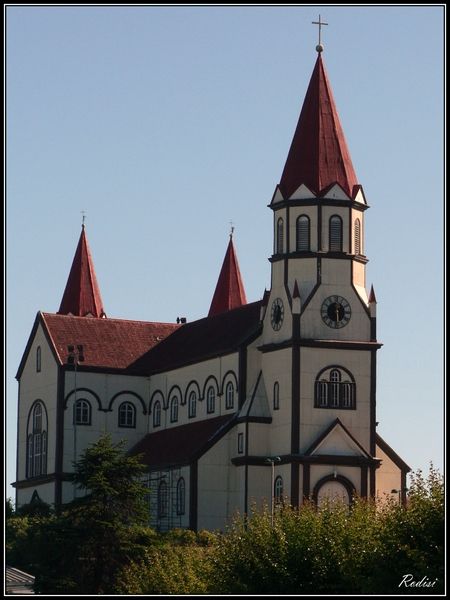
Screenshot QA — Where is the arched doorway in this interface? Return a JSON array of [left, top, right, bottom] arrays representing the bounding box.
[[313, 474, 355, 507]]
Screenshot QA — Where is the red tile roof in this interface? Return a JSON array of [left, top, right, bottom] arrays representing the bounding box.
[[279, 54, 358, 199], [130, 414, 236, 467], [41, 312, 180, 370], [58, 225, 106, 318], [208, 236, 247, 317], [130, 300, 262, 375]]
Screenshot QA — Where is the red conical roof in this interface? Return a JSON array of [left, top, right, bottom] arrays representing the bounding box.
[[279, 54, 358, 199], [58, 225, 106, 318], [208, 236, 247, 317]]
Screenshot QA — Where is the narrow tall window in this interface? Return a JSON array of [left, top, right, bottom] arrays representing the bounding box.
[[329, 215, 343, 252], [207, 386, 215, 414], [225, 382, 234, 410], [158, 480, 168, 518], [330, 369, 341, 407], [317, 381, 328, 407], [189, 391, 197, 418], [27, 402, 47, 478], [176, 478, 185, 515], [296, 215, 310, 251], [170, 396, 179, 423], [276, 217, 284, 254], [238, 432, 244, 454], [274, 476, 283, 504], [153, 400, 161, 428], [341, 382, 353, 408], [36, 346, 41, 373], [354, 219, 361, 255], [74, 399, 91, 425], [119, 402, 136, 428], [273, 382, 280, 410]]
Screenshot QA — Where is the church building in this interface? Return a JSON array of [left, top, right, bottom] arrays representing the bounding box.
[[14, 42, 410, 531]]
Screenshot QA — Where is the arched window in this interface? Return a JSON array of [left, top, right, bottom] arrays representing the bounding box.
[[207, 386, 215, 414], [296, 215, 310, 251], [188, 391, 197, 418], [153, 400, 161, 427], [329, 215, 343, 252], [27, 402, 47, 478], [273, 382, 280, 410], [36, 346, 41, 373], [74, 399, 91, 425], [170, 396, 179, 423], [354, 218, 361, 255], [158, 480, 168, 518], [274, 475, 283, 504], [119, 401, 136, 428], [314, 368, 356, 410], [276, 217, 284, 254], [225, 382, 234, 410], [176, 478, 185, 515]]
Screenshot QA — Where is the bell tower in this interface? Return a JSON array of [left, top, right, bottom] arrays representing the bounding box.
[[261, 31, 381, 507]]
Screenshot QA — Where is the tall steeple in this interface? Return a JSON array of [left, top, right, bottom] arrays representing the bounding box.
[[58, 225, 106, 318], [208, 231, 247, 317], [278, 52, 358, 199]]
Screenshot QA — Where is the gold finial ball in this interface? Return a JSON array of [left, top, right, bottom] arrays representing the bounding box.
[[316, 43, 324, 53]]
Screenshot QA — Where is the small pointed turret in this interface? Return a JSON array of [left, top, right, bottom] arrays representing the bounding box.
[[58, 225, 106, 318], [292, 280, 301, 315], [279, 53, 358, 199], [208, 232, 247, 317], [368, 285, 377, 304]]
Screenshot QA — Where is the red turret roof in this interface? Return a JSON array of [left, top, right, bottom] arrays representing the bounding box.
[[58, 226, 106, 318], [279, 54, 358, 199], [208, 236, 247, 317]]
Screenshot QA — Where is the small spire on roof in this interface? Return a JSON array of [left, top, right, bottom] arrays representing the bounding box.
[[208, 232, 247, 317], [312, 14, 328, 53], [293, 280, 300, 299], [369, 285, 377, 304]]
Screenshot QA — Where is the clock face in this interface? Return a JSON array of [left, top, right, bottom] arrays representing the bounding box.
[[270, 298, 284, 331], [321, 295, 351, 329]]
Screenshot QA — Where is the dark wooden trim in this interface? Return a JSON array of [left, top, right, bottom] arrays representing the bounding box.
[[238, 346, 247, 410], [360, 466, 368, 498], [236, 415, 272, 424], [291, 314, 300, 455], [317, 204, 322, 251], [375, 433, 411, 472], [244, 418, 249, 515], [269, 252, 369, 265], [370, 317, 377, 341], [231, 454, 381, 467], [370, 350, 377, 457], [64, 386, 104, 411], [13, 473, 59, 489], [401, 470, 408, 506], [269, 198, 370, 211], [109, 390, 147, 415], [189, 461, 198, 531], [304, 417, 370, 458], [259, 339, 383, 353], [348, 205, 352, 254], [55, 366, 65, 508], [291, 463, 299, 507], [303, 463, 310, 500], [369, 466, 376, 498]]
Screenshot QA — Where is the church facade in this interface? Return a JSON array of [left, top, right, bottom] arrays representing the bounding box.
[[14, 47, 410, 532]]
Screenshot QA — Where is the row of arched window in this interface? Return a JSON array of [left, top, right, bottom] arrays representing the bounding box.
[[157, 477, 185, 518], [275, 216, 362, 255]]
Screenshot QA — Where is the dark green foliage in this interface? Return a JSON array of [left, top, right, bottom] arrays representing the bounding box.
[[6, 464, 444, 594]]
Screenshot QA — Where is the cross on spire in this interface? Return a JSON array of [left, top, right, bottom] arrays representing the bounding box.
[[312, 15, 328, 51], [81, 210, 86, 228], [229, 221, 235, 239]]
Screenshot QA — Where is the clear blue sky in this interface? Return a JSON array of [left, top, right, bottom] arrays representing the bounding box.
[[5, 5, 444, 500]]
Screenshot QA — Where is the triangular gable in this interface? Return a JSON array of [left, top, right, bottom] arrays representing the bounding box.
[[305, 418, 371, 458], [376, 433, 411, 472], [270, 185, 285, 206], [352, 184, 368, 205], [15, 312, 61, 380], [321, 182, 350, 201], [288, 183, 316, 200], [238, 371, 272, 422]]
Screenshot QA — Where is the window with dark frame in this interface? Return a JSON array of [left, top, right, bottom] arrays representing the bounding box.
[[170, 396, 179, 422], [354, 218, 361, 255], [238, 432, 244, 454], [176, 477, 185, 515], [273, 382, 280, 410], [274, 475, 283, 504], [207, 386, 215, 414], [188, 391, 197, 418], [296, 215, 310, 251], [27, 401, 47, 478], [36, 346, 41, 372], [276, 217, 284, 254], [225, 382, 234, 410], [158, 480, 168, 518], [119, 401, 136, 428], [153, 400, 161, 428], [314, 368, 356, 410], [329, 215, 343, 252], [74, 399, 91, 425]]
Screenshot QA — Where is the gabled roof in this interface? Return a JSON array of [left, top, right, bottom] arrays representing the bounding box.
[[376, 433, 411, 472], [130, 300, 262, 375], [279, 54, 358, 199], [130, 414, 236, 468], [16, 312, 180, 375], [58, 225, 106, 318], [208, 236, 247, 317]]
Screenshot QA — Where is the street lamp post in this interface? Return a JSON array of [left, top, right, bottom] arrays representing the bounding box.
[[265, 456, 281, 527], [68, 344, 84, 499]]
